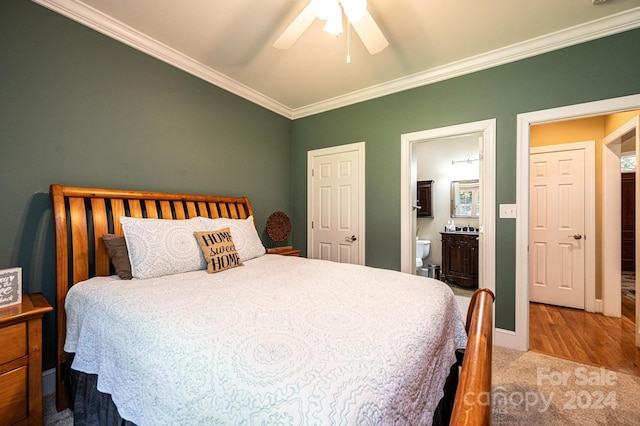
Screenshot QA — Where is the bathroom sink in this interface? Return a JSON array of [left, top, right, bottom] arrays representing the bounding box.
[[442, 230, 479, 235]]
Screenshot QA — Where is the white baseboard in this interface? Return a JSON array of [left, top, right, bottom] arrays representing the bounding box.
[[493, 327, 526, 351], [43, 368, 56, 396], [595, 298, 603, 313]]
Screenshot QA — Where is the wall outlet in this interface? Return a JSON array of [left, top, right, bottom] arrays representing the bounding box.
[[500, 204, 517, 218]]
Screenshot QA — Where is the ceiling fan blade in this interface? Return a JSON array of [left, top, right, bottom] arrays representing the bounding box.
[[273, 4, 316, 50], [351, 10, 388, 55]]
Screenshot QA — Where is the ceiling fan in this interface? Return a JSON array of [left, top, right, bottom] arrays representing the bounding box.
[[273, 0, 388, 55]]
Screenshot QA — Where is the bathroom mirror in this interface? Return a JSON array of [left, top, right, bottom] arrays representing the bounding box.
[[450, 179, 480, 218]]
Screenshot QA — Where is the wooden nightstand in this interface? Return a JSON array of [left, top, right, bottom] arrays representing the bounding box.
[[267, 246, 301, 257], [0, 293, 53, 426]]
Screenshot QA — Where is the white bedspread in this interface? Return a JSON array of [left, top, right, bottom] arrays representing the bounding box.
[[65, 255, 467, 425]]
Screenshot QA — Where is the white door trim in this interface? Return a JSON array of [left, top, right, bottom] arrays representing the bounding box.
[[307, 141, 366, 264], [514, 94, 640, 351], [400, 119, 496, 293], [602, 116, 639, 320], [530, 141, 596, 312]]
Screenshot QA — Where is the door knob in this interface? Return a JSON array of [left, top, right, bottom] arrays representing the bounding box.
[[573, 234, 582, 240], [346, 235, 357, 242]]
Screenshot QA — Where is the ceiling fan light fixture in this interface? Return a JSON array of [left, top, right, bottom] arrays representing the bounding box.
[[342, 0, 367, 23], [311, 0, 334, 21], [323, 3, 344, 36], [274, 0, 387, 55]]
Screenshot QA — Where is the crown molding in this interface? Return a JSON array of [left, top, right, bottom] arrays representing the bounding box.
[[32, 1, 640, 120], [32, 0, 293, 118], [292, 6, 640, 119]]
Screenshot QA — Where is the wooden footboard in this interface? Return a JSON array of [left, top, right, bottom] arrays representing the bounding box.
[[451, 288, 495, 425]]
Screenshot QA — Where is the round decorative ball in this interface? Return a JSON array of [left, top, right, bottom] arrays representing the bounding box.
[[266, 211, 291, 242]]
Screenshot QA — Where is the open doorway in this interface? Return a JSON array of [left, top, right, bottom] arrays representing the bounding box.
[[602, 116, 640, 348], [514, 94, 640, 372], [413, 134, 481, 291], [621, 149, 636, 325], [527, 114, 640, 373], [400, 119, 496, 298]]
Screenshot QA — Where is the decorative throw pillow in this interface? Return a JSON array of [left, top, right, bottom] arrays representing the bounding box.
[[198, 216, 266, 262], [101, 234, 132, 280], [120, 216, 206, 279], [194, 229, 243, 273]]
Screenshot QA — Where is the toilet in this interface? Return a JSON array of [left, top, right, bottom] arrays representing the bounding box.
[[416, 239, 431, 271]]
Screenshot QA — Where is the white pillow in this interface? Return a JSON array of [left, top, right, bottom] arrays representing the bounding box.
[[198, 216, 266, 261], [120, 217, 206, 279]]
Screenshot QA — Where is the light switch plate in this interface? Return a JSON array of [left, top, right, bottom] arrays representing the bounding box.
[[499, 204, 517, 218]]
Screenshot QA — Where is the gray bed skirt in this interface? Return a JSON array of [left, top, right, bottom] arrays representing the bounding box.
[[65, 353, 135, 426], [64, 352, 460, 425]]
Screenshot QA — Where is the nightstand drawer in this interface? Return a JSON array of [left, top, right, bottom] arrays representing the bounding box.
[[0, 365, 28, 425], [0, 322, 27, 365], [0, 293, 52, 425]]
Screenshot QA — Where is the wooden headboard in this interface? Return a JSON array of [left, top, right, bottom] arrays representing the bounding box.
[[49, 184, 254, 410]]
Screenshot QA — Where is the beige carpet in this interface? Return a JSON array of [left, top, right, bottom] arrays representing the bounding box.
[[43, 394, 72, 425], [492, 346, 640, 425]]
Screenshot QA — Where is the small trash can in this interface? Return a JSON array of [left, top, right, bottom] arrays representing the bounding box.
[[425, 264, 440, 280]]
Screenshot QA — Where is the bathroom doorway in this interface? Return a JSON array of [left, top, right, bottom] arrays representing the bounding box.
[[400, 119, 496, 297], [413, 135, 481, 282]]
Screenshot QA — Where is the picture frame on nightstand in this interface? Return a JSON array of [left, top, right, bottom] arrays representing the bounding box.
[[0, 267, 22, 308]]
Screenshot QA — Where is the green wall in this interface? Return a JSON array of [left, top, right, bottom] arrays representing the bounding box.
[[3, 0, 640, 372], [291, 28, 640, 331], [0, 1, 291, 370]]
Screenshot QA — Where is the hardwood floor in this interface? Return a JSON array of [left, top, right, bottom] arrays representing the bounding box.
[[622, 293, 635, 322], [529, 298, 640, 377]]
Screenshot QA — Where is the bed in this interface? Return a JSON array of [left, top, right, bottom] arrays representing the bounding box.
[[50, 184, 494, 425]]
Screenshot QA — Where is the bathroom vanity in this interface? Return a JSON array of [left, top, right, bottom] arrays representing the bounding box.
[[440, 231, 478, 288]]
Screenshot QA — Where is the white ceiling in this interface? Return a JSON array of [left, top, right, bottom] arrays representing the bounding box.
[[34, 0, 640, 118]]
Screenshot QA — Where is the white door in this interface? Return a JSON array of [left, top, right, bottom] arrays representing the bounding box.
[[530, 149, 586, 309], [308, 142, 365, 264]]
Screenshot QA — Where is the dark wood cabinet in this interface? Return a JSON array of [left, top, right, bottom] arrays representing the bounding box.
[[417, 180, 433, 218], [440, 232, 479, 288], [621, 172, 635, 271]]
